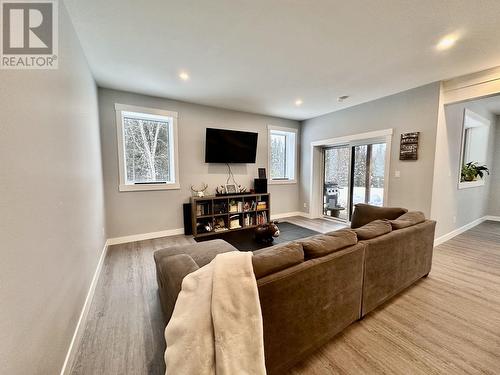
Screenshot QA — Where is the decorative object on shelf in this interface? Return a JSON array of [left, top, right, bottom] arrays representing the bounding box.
[[254, 221, 280, 244], [399, 132, 419, 160], [256, 200, 267, 210], [216, 185, 226, 195], [213, 217, 228, 232], [461, 162, 490, 182], [258, 168, 266, 179], [229, 199, 238, 213], [214, 201, 228, 214], [229, 215, 241, 229], [225, 184, 237, 194], [238, 185, 247, 193], [190, 183, 208, 197]]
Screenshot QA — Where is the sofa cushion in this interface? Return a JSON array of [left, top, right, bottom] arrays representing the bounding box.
[[298, 229, 358, 259], [350, 204, 408, 229], [252, 242, 304, 279], [354, 219, 392, 240], [154, 239, 237, 267], [390, 211, 426, 230]]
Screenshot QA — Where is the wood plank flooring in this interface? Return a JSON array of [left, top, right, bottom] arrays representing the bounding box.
[[70, 218, 500, 375]]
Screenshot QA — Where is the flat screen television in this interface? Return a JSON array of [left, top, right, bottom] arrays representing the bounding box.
[[205, 128, 258, 163]]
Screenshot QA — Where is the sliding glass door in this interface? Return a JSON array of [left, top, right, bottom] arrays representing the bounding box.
[[323, 146, 350, 221], [323, 142, 387, 221]]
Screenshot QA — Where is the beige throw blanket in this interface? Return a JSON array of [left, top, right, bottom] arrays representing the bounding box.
[[165, 251, 266, 375]]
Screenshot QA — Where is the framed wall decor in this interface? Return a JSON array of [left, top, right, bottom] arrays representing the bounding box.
[[258, 168, 267, 179], [399, 132, 419, 160], [225, 184, 237, 194]]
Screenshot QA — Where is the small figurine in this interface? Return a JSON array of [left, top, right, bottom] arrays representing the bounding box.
[[190, 183, 208, 197]]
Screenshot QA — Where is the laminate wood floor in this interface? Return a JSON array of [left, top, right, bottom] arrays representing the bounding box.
[[70, 218, 500, 375]]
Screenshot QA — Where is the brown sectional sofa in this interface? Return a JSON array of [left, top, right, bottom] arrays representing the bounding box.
[[154, 206, 436, 374]]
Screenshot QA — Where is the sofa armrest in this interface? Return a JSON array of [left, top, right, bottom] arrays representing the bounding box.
[[155, 254, 199, 322]]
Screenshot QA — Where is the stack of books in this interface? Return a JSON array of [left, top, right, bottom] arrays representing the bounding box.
[[257, 211, 268, 224]]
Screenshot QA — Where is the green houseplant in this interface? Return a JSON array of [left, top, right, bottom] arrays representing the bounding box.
[[461, 162, 490, 182]]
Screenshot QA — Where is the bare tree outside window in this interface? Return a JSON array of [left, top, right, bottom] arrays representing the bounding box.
[[123, 116, 170, 183], [270, 133, 286, 179], [324, 147, 350, 186]]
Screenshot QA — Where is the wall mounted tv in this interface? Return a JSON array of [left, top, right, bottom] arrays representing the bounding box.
[[205, 128, 258, 163]]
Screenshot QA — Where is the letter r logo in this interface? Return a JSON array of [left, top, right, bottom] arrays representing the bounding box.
[[2, 2, 53, 54]]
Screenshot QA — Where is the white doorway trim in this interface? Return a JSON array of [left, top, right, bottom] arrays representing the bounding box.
[[309, 129, 393, 219]]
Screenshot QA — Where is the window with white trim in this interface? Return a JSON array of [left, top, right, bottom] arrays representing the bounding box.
[[268, 126, 297, 183], [115, 104, 179, 191]]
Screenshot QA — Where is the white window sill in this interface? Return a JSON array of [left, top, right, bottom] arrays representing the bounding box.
[[458, 180, 485, 189], [119, 183, 181, 192], [268, 179, 297, 185]]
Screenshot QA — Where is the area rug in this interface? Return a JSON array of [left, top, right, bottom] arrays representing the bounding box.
[[194, 221, 319, 251]]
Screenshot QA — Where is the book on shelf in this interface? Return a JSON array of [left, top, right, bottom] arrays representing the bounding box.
[[256, 201, 267, 210], [256, 211, 268, 224], [196, 202, 210, 216], [243, 214, 255, 227]]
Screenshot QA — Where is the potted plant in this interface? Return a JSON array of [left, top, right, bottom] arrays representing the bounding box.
[[461, 162, 490, 182]]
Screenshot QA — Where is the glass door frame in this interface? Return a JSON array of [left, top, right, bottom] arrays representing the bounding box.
[[321, 144, 352, 222], [321, 138, 390, 223]]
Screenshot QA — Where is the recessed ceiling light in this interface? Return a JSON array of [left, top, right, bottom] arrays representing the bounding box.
[[179, 71, 190, 81], [337, 95, 349, 102], [295, 99, 303, 106], [436, 34, 459, 51]]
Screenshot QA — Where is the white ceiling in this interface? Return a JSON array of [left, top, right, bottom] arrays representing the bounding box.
[[65, 0, 500, 121]]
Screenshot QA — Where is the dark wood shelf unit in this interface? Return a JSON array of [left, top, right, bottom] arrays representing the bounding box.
[[191, 193, 270, 238]]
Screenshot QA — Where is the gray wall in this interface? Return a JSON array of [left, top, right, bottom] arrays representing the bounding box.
[[488, 117, 500, 216], [431, 101, 496, 237], [99, 88, 300, 238], [0, 5, 105, 375], [300, 83, 440, 217]]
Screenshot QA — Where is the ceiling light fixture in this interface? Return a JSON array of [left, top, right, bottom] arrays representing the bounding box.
[[295, 99, 303, 106], [179, 71, 190, 81], [337, 95, 349, 103], [436, 34, 459, 51]]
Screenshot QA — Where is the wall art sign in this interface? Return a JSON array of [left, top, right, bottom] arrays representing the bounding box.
[[400, 132, 419, 160]]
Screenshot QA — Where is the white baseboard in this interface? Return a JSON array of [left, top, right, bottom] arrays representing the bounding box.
[[271, 211, 313, 220], [271, 211, 303, 220], [60, 240, 109, 375], [434, 216, 489, 246], [107, 228, 185, 245], [484, 215, 500, 222]]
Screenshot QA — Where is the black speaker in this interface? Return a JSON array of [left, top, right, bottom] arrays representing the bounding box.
[[183, 203, 192, 235], [254, 178, 267, 193]]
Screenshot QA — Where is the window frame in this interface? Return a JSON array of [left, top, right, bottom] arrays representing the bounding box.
[[115, 103, 180, 192], [268, 125, 298, 184]]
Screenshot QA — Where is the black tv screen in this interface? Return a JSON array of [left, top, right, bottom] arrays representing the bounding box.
[[205, 128, 258, 163]]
